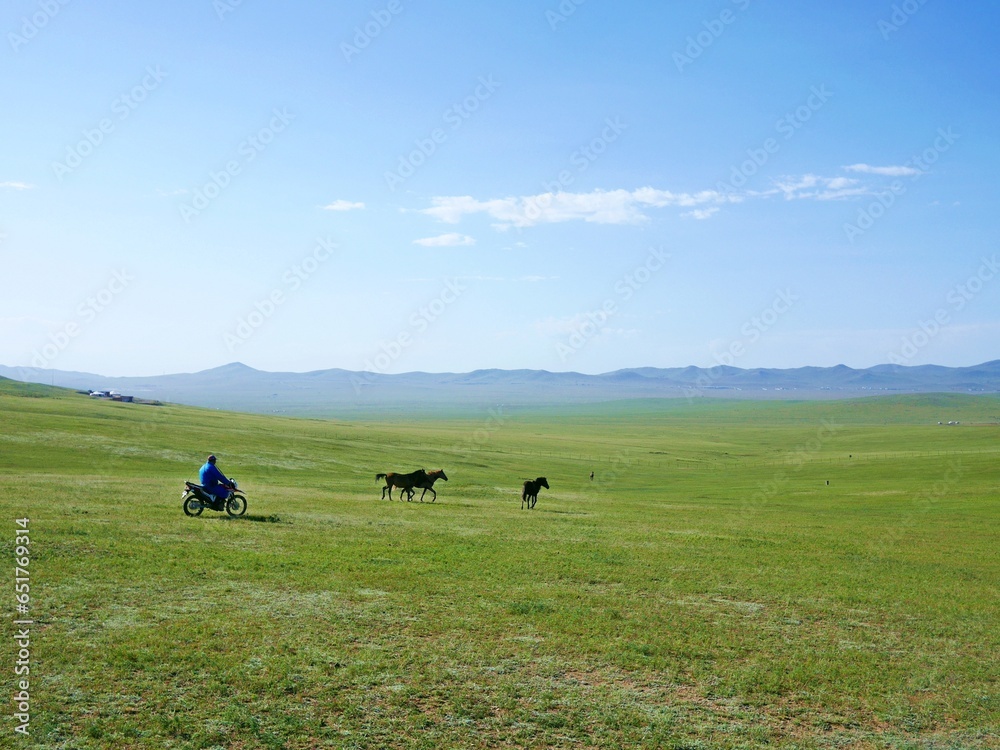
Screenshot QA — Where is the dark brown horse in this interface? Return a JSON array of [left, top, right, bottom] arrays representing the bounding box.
[[376, 469, 428, 501], [521, 477, 549, 509], [403, 469, 448, 502]]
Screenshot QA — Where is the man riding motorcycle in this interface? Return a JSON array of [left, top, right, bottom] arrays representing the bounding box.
[[199, 454, 233, 507]]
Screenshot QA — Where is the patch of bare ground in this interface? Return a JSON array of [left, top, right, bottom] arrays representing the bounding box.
[[556, 666, 981, 748]]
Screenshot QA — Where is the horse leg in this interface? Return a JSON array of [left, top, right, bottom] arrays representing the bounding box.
[[428, 487, 436, 502]]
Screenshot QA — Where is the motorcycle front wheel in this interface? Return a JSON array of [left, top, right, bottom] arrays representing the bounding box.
[[182, 494, 204, 517], [226, 494, 247, 517]]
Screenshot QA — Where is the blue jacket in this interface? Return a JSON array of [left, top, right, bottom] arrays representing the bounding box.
[[199, 462, 229, 490]]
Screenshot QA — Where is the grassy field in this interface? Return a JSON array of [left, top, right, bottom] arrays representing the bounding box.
[[0, 378, 998, 749]]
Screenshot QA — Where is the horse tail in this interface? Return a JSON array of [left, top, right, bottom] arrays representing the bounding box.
[[376, 473, 387, 483]]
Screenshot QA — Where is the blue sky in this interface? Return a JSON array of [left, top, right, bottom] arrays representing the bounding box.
[[2, 0, 998, 377]]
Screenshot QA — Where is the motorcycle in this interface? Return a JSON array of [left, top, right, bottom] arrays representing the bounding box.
[[182, 479, 247, 517]]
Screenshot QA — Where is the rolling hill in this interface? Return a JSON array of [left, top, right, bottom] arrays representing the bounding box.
[[1, 360, 997, 416]]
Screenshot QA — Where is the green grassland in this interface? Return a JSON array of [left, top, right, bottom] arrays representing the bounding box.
[[0, 378, 998, 749]]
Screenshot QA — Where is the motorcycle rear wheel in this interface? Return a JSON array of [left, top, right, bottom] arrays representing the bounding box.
[[183, 494, 204, 517], [226, 494, 247, 517]]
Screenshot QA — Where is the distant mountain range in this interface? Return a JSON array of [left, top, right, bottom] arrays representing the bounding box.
[[1, 361, 998, 416]]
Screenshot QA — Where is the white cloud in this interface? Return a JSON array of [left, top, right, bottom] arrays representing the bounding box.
[[533, 314, 637, 347], [157, 187, 189, 197], [534, 314, 596, 336], [413, 232, 476, 247], [500, 241, 529, 251], [843, 163, 922, 177], [0, 181, 34, 191], [458, 274, 556, 282], [422, 172, 906, 231], [771, 174, 869, 201], [323, 199, 365, 211], [683, 207, 720, 220], [421, 187, 736, 229]]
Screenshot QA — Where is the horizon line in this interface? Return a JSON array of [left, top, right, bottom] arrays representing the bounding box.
[[2, 358, 999, 381]]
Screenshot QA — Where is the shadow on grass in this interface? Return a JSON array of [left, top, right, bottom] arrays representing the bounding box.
[[210, 514, 289, 524]]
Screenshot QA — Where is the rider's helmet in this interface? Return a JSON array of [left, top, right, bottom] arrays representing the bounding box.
[[207, 454, 217, 464]]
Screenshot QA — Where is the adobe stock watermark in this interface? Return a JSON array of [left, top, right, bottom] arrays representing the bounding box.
[[877, 459, 963, 552], [30, 270, 133, 368], [8, 0, 71, 53], [350, 278, 467, 393], [711, 289, 798, 368], [593, 450, 634, 490], [52, 66, 167, 182], [451, 406, 510, 458], [546, 0, 586, 30], [556, 246, 669, 362], [674, 0, 752, 73], [742, 419, 841, 517], [887, 254, 998, 365], [384, 76, 500, 191], [225, 237, 337, 351], [878, 0, 930, 40], [178, 108, 294, 222], [213, 0, 248, 21], [341, 0, 405, 63], [522, 116, 627, 222], [843, 127, 959, 243], [715, 86, 833, 199], [12, 517, 32, 737], [685, 288, 798, 398]]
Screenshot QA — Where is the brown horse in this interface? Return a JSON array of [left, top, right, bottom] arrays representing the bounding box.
[[376, 469, 428, 501], [403, 469, 448, 502], [521, 477, 549, 509]]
